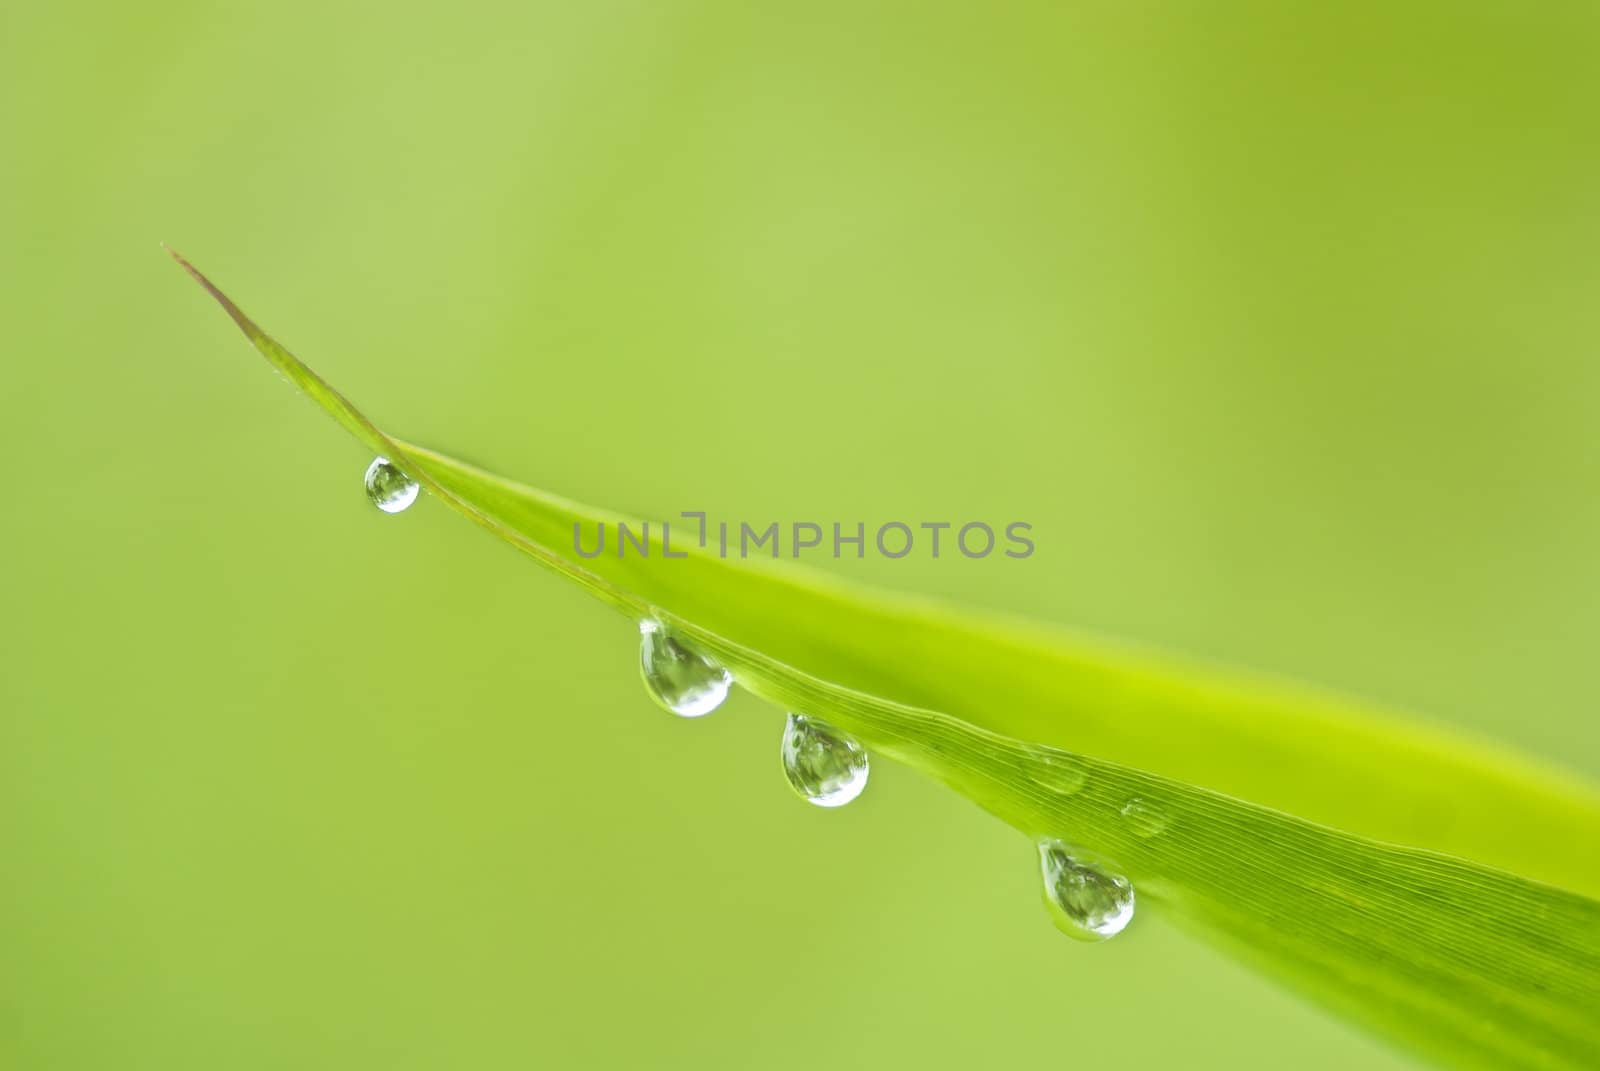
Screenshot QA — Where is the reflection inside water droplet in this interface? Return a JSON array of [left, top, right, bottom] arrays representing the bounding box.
[[638, 620, 732, 718], [781, 713, 869, 808], [1119, 797, 1170, 838], [364, 456, 419, 514], [1037, 839, 1135, 941]]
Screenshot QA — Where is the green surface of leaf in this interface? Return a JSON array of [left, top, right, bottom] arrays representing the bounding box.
[[172, 252, 1600, 1071]]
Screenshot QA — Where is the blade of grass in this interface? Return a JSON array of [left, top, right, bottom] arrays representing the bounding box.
[[171, 251, 1600, 1071], [398, 438, 1600, 898]]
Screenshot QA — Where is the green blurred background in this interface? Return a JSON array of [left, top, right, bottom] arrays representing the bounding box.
[[4, 2, 1598, 1068]]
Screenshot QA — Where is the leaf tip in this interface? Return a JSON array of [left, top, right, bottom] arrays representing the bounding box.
[[164, 248, 266, 345]]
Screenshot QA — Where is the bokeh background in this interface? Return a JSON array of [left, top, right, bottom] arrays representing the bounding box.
[[4, 2, 1599, 1068]]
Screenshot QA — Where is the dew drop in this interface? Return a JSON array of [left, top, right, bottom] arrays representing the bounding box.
[[1037, 839, 1135, 941], [780, 714, 869, 808], [638, 619, 732, 718], [1119, 797, 1170, 838], [1028, 746, 1090, 796], [364, 456, 419, 514]]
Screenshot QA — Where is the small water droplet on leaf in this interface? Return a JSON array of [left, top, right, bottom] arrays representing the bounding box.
[[1119, 797, 1170, 838], [781, 713, 869, 808], [364, 456, 419, 514], [639, 619, 732, 718], [1028, 746, 1090, 795], [1037, 838, 1135, 941]]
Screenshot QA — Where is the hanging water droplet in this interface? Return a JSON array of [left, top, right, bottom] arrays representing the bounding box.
[[780, 714, 869, 808], [1037, 839, 1135, 941], [1119, 797, 1170, 838], [638, 619, 732, 718], [1028, 746, 1090, 795], [364, 456, 419, 514]]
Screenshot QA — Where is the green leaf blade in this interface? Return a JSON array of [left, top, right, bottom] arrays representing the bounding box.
[[400, 439, 1600, 899]]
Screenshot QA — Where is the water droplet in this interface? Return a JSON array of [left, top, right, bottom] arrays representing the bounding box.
[[1037, 839, 1135, 941], [1028, 746, 1089, 795], [639, 619, 732, 718], [781, 714, 869, 808], [1119, 797, 1170, 838], [364, 456, 419, 514]]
